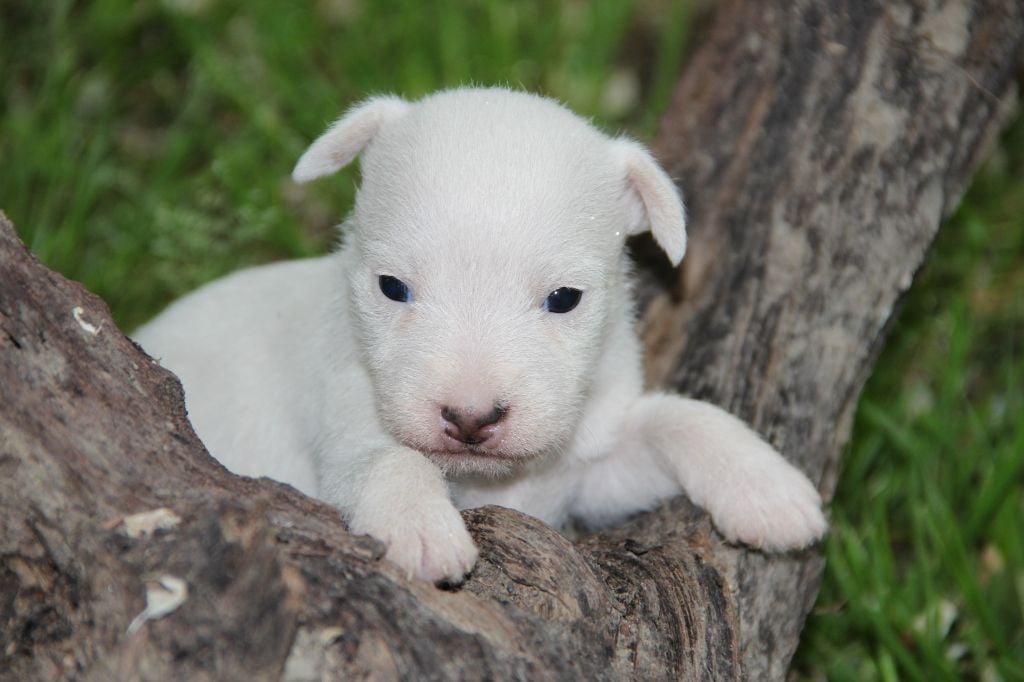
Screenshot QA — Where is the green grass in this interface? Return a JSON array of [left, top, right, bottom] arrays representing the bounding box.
[[1, 2, 1021, 678]]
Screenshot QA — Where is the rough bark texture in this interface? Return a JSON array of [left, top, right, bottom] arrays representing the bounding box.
[[1, 0, 1021, 680], [636, 0, 1022, 675]]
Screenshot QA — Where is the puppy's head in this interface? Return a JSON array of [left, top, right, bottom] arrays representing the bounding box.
[[294, 88, 685, 476]]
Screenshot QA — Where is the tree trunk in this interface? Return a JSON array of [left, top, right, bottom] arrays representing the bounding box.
[[1, 1, 1020, 680]]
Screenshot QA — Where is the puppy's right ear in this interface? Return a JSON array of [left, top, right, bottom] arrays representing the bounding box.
[[292, 96, 410, 183]]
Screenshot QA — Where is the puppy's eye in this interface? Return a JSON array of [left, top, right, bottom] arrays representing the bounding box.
[[379, 275, 412, 303], [543, 287, 582, 314]]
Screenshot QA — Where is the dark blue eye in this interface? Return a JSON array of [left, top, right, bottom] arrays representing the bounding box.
[[379, 275, 412, 303], [543, 287, 582, 313]]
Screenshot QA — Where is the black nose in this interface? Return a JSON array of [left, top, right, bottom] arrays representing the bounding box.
[[441, 404, 508, 445]]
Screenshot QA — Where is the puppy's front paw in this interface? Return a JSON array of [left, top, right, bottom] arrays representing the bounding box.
[[707, 451, 826, 551], [633, 395, 827, 552], [351, 498, 479, 584]]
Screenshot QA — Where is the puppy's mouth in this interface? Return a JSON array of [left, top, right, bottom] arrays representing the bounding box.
[[423, 448, 524, 477], [397, 433, 533, 476], [391, 412, 544, 473], [421, 431, 517, 459], [429, 443, 502, 458]]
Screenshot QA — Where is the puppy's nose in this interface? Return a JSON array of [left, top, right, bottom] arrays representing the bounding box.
[[441, 404, 507, 445]]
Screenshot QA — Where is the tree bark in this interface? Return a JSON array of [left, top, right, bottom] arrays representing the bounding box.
[[1, 1, 1021, 680]]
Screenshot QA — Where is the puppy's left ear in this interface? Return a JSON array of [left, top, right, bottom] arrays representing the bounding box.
[[292, 95, 410, 183], [613, 138, 687, 266]]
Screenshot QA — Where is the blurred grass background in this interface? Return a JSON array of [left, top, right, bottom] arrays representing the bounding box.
[[1, 1, 1021, 678]]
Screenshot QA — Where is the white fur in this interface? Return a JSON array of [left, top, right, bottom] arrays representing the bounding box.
[[135, 88, 825, 583]]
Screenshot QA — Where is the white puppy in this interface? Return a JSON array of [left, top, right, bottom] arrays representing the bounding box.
[[135, 88, 825, 584]]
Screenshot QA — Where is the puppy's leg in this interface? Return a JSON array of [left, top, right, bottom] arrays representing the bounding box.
[[574, 393, 826, 551], [322, 446, 478, 584]]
